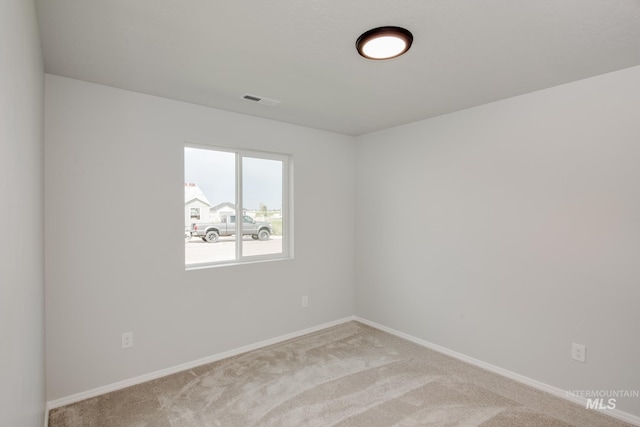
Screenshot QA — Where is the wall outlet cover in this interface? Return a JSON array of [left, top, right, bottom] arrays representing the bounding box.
[[571, 343, 586, 363]]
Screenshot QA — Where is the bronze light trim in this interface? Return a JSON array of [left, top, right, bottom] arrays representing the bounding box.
[[356, 26, 413, 60]]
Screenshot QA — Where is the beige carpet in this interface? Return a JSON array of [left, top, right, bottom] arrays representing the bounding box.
[[49, 322, 632, 426]]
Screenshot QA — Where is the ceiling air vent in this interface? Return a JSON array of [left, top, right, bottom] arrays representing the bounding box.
[[241, 93, 281, 107]]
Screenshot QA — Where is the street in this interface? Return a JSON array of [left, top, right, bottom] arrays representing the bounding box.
[[185, 235, 283, 265]]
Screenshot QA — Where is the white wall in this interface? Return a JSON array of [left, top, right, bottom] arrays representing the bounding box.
[[0, 1, 45, 425], [45, 75, 356, 400], [356, 66, 640, 417]]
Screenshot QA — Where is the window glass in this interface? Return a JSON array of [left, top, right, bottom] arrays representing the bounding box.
[[242, 156, 283, 257], [184, 147, 235, 265], [190, 208, 200, 220]]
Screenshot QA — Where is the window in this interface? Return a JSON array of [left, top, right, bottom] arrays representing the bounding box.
[[189, 207, 201, 220], [184, 144, 291, 268]]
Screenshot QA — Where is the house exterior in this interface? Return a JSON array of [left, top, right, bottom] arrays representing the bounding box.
[[210, 202, 237, 222], [184, 185, 245, 226], [184, 183, 211, 227]]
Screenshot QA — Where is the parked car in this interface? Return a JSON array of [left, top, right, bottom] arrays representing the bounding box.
[[190, 215, 272, 243]]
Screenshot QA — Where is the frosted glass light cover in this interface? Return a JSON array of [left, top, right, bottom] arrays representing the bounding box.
[[356, 27, 413, 60], [362, 36, 407, 59]]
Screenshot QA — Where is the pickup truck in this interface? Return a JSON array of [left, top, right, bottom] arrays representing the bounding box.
[[190, 215, 273, 243]]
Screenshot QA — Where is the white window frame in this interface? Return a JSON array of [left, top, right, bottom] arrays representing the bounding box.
[[185, 142, 292, 269]]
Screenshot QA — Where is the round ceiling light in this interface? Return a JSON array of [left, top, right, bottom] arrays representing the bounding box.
[[356, 26, 413, 60]]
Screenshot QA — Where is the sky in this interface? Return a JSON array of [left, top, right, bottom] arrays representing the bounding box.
[[184, 147, 283, 210]]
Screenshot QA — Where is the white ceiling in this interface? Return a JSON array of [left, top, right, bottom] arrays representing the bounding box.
[[36, 0, 640, 136]]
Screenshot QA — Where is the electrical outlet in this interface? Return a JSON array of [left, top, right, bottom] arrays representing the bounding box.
[[301, 296, 308, 308], [122, 332, 133, 349], [571, 343, 586, 363]]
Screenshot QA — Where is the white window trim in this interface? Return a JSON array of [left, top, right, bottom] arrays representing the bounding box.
[[185, 142, 293, 270]]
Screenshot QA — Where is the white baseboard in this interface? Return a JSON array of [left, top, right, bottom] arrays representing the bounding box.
[[46, 316, 355, 412], [354, 316, 640, 426]]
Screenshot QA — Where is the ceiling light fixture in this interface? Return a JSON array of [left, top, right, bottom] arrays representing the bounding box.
[[356, 26, 413, 60]]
